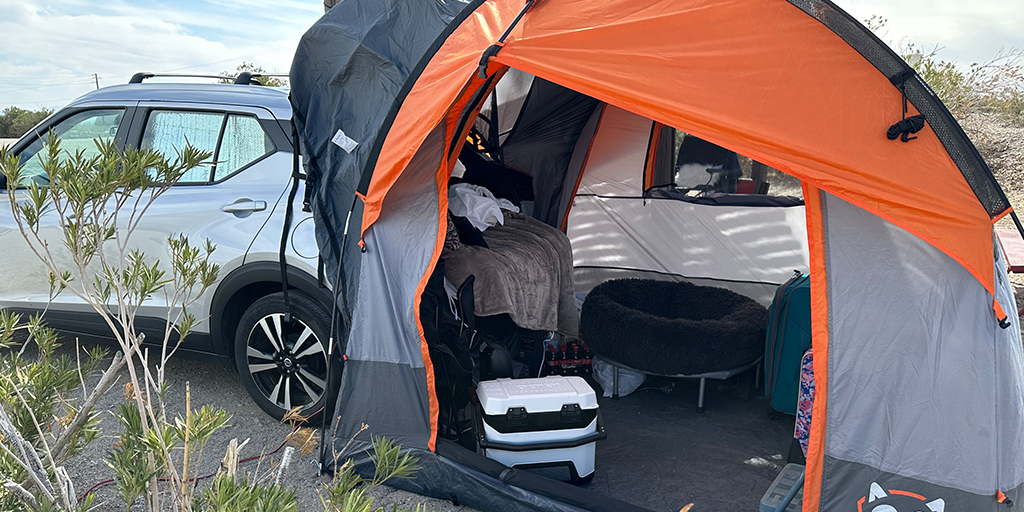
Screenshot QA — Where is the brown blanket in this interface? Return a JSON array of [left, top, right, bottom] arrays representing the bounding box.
[[442, 211, 579, 338]]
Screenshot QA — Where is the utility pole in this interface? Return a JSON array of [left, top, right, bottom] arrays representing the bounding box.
[[93, 73, 99, 90]]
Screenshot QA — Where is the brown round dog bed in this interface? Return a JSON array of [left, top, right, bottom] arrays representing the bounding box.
[[581, 279, 767, 376]]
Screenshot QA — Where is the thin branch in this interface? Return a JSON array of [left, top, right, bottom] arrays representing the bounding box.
[[3, 479, 40, 511], [8, 381, 60, 481], [0, 406, 55, 504], [52, 350, 126, 460]]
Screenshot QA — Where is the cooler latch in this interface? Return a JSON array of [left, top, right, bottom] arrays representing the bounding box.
[[560, 404, 582, 424], [506, 407, 528, 427]]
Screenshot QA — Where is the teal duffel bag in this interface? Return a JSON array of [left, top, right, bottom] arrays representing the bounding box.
[[764, 271, 812, 415]]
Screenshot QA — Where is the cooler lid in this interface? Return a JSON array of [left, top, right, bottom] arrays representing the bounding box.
[[477, 376, 598, 415]]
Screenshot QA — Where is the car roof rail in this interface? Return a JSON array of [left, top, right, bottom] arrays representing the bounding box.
[[129, 72, 228, 84], [127, 72, 289, 85], [233, 72, 289, 85]]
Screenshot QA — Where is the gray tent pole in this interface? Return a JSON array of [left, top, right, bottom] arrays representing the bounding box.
[[317, 198, 358, 475]]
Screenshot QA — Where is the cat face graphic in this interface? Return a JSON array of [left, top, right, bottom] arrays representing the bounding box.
[[861, 482, 944, 512]]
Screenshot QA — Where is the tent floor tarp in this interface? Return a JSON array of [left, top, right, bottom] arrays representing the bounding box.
[[583, 375, 796, 511]]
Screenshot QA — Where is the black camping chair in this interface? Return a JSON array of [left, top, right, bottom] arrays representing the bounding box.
[[458, 275, 477, 349], [460, 275, 514, 380]]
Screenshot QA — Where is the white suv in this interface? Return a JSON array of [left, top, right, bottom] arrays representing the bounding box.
[[1, 76, 335, 420]]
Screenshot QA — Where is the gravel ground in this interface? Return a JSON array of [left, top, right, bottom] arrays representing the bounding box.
[[56, 341, 478, 512]]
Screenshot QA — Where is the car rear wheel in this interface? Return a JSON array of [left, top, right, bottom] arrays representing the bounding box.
[[234, 291, 334, 421]]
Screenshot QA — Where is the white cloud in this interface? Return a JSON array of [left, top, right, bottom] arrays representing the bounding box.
[[1, 0, 1020, 111], [837, 0, 1024, 65], [0, 0, 321, 109]]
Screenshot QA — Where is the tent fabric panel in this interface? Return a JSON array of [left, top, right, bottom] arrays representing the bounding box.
[[376, 448, 592, 512], [347, 124, 444, 366], [359, 0, 524, 237], [992, 240, 1024, 494], [552, 104, 603, 229], [567, 195, 809, 300], [820, 457, 1012, 512], [475, 67, 534, 148], [784, 0, 1010, 219], [341, 440, 656, 512], [498, 77, 601, 226], [650, 124, 676, 190], [333, 125, 445, 456], [492, 0, 996, 295], [576, 105, 653, 197], [290, 0, 470, 318], [802, 184, 829, 512], [328, 359, 431, 456], [641, 123, 661, 191], [820, 192, 1002, 496]]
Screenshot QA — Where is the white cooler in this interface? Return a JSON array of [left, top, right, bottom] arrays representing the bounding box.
[[475, 376, 605, 484]]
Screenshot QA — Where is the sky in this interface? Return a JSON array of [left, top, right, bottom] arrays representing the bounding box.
[[0, 0, 323, 110], [0, 0, 1022, 112]]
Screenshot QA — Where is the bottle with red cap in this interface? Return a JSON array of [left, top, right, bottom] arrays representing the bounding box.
[[580, 341, 593, 376], [554, 344, 567, 376], [563, 342, 578, 376], [545, 345, 560, 376], [571, 343, 584, 376]]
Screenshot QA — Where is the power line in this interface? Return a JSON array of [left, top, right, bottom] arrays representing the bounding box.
[[0, 77, 92, 85], [0, 80, 96, 94], [159, 46, 291, 73], [0, 47, 295, 107], [4, 95, 83, 107]]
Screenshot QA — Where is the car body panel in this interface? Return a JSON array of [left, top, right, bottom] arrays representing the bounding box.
[[0, 82, 326, 365]]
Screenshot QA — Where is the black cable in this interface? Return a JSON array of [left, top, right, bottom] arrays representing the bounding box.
[[280, 119, 303, 322]]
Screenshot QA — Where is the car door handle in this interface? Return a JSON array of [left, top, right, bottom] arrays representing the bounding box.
[[221, 200, 267, 213]]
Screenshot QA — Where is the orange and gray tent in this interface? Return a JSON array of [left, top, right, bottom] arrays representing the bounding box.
[[290, 0, 1024, 510]]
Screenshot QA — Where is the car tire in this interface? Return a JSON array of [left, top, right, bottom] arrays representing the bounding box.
[[234, 290, 336, 422]]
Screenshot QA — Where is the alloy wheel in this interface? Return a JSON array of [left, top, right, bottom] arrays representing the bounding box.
[[245, 312, 329, 411]]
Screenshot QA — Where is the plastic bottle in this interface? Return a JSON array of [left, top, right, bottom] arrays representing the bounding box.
[[546, 345, 560, 376], [581, 342, 593, 376], [572, 343, 584, 375], [555, 344, 568, 376], [564, 343, 579, 376]]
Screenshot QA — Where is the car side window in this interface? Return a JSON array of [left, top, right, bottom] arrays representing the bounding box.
[[17, 108, 125, 185], [142, 111, 223, 184], [141, 110, 274, 184], [214, 115, 274, 181]]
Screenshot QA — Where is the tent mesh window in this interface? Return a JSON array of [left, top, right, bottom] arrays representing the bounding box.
[[786, 0, 1011, 218]]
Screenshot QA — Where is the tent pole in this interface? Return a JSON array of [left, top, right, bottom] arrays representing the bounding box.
[[476, 0, 536, 78], [1010, 210, 1024, 241], [318, 198, 358, 475]]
